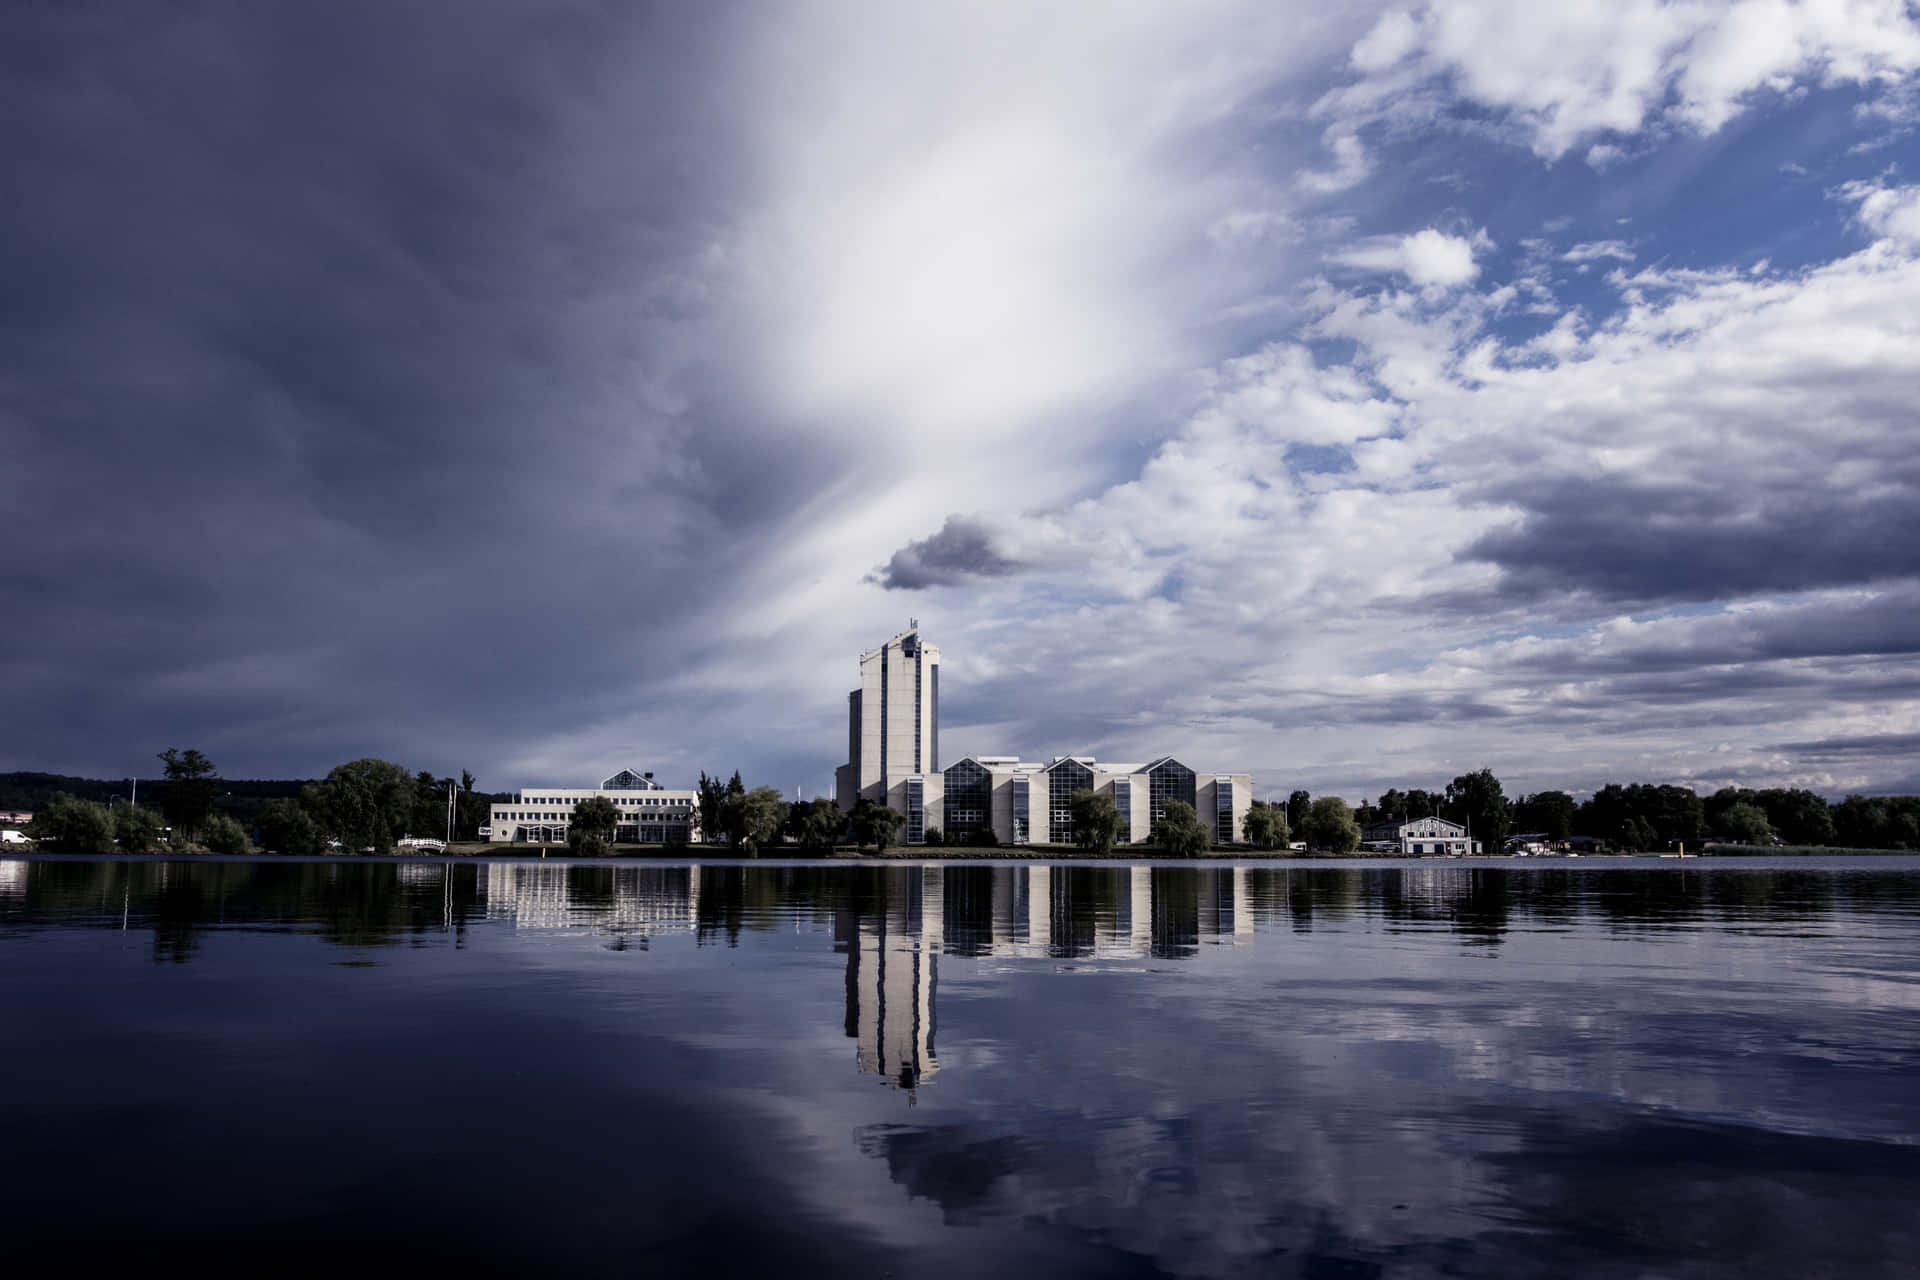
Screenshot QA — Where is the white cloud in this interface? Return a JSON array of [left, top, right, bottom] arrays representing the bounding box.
[[877, 171, 1920, 796], [1846, 179, 1920, 247], [1332, 227, 1490, 287], [1298, 129, 1373, 193], [731, 2, 1367, 471], [1349, 7, 1421, 72], [1561, 240, 1636, 262], [1321, 0, 1920, 160]]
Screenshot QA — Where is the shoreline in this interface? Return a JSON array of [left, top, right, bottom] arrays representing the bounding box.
[[11, 846, 1919, 863]]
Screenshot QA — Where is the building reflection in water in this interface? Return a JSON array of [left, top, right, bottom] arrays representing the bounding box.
[[478, 863, 1264, 1085], [2, 858, 1271, 1090], [935, 865, 1258, 961], [480, 863, 703, 944], [838, 865, 1265, 1091], [839, 866, 941, 1091]]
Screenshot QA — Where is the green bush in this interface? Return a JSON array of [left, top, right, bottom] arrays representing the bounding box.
[[30, 795, 114, 853], [1152, 800, 1210, 858], [202, 813, 252, 854], [258, 799, 326, 855], [568, 830, 611, 857], [112, 804, 165, 853]]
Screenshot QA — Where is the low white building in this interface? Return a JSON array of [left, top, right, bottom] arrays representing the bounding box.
[[488, 768, 699, 845], [1362, 816, 1478, 856], [898, 755, 1253, 848]]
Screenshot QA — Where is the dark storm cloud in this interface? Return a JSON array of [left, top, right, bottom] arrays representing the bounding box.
[[1497, 588, 1920, 677], [870, 515, 1029, 590], [0, 2, 791, 776], [1773, 732, 1920, 760], [1465, 475, 1920, 605]]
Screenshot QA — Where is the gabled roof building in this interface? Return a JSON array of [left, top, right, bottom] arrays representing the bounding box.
[[486, 767, 699, 845], [1361, 816, 1477, 856]]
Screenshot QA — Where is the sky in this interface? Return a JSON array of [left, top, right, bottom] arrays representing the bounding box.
[[4, 0, 1919, 802]]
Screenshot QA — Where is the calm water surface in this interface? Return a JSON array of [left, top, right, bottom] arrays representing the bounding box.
[[3, 856, 1917, 1277]]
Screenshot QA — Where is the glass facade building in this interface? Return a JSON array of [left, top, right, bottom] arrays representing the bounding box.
[[941, 758, 990, 842], [905, 777, 925, 845], [1148, 759, 1197, 823], [1215, 778, 1235, 843], [1048, 759, 1093, 845]]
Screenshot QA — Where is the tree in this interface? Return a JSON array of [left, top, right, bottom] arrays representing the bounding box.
[[1300, 796, 1361, 853], [921, 826, 946, 846], [1404, 789, 1440, 820], [1832, 795, 1889, 848], [1756, 788, 1835, 846], [1286, 789, 1311, 833], [258, 798, 325, 855], [1444, 769, 1511, 853], [1153, 799, 1209, 857], [723, 785, 786, 854], [202, 813, 251, 854], [305, 758, 413, 854], [1895, 809, 1920, 850], [1242, 799, 1291, 850], [30, 794, 114, 853], [454, 771, 491, 841], [569, 795, 620, 856], [1582, 783, 1704, 850], [1376, 789, 1408, 823], [785, 797, 843, 852], [409, 771, 458, 839], [849, 800, 904, 852], [157, 748, 220, 839], [1514, 790, 1576, 841], [1720, 802, 1773, 846], [1069, 789, 1121, 853], [112, 803, 164, 853], [1715, 787, 1835, 847], [696, 771, 729, 845]]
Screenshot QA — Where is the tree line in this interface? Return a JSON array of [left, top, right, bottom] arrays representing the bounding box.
[[25, 751, 498, 855], [21, 752, 1920, 856], [1274, 770, 1920, 853]]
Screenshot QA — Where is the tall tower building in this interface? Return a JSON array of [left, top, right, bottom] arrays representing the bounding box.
[[836, 623, 939, 812]]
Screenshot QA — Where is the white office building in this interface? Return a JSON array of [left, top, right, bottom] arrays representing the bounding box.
[[834, 626, 1253, 845], [835, 623, 940, 815], [487, 767, 699, 845]]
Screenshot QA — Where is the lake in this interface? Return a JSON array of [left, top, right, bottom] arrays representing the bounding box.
[[3, 855, 1917, 1277]]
